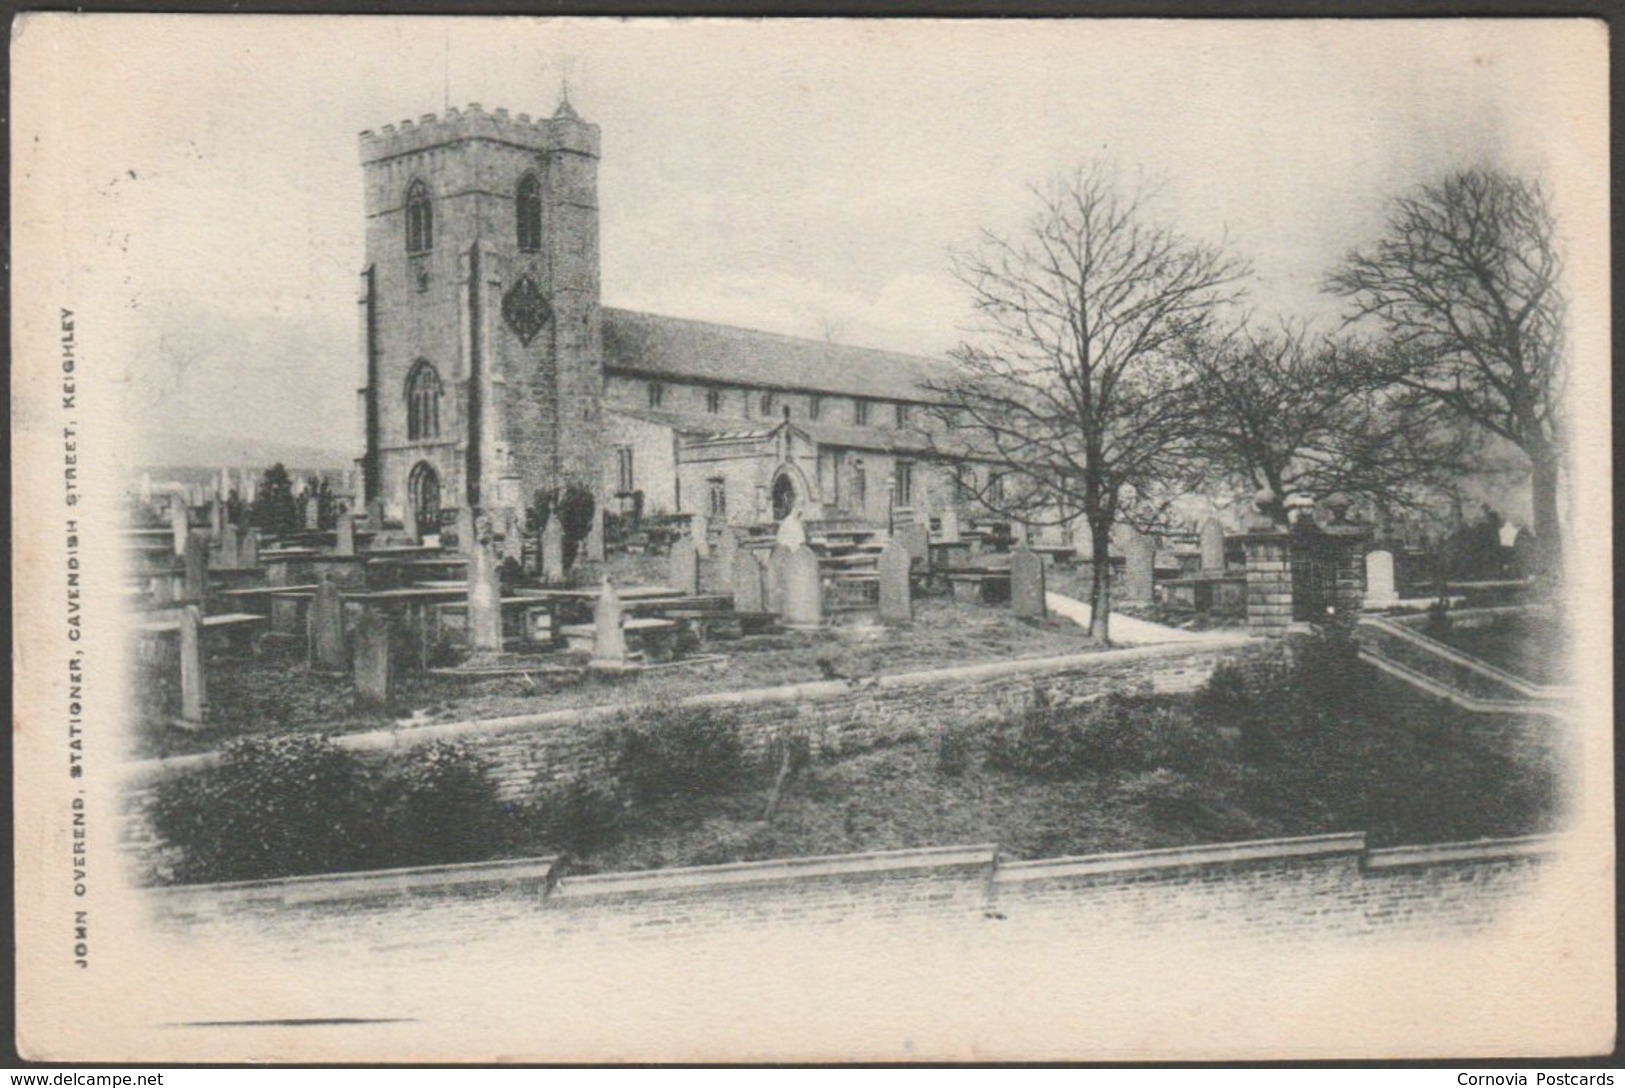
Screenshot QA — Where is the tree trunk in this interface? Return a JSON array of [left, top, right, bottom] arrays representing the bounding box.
[[1088, 519, 1112, 643], [1529, 450, 1563, 579]]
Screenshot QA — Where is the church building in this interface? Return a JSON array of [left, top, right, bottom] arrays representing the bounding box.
[[356, 96, 988, 545]]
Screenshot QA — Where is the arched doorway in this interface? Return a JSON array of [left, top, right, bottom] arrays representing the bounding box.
[[409, 461, 441, 535], [771, 472, 798, 521]]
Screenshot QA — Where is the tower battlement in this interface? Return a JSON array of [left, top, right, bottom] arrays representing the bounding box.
[[359, 101, 599, 165]]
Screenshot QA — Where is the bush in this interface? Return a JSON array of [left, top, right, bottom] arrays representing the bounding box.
[[376, 742, 509, 868], [149, 734, 375, 884], [935, 728, 974, 778], [984, 693, 1217, 780], [532, 775, 625, 856], [611, 705, 745, 806]]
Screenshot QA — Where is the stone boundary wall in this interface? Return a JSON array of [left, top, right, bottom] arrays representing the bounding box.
[[122, 636, 1257, 804], [150, 833, 1557, 949]]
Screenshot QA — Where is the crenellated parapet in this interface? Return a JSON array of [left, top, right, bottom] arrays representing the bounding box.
[[359, 102, 599, 165]]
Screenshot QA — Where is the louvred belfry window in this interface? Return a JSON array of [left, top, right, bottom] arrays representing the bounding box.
[[406, 360, 442, 441], [405, 180, 433, 254]]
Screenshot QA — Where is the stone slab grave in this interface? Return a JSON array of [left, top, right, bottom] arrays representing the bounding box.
[[1201, 517, 1226, 572], [308, 577, 347, 672], [1365, 549, 1398, 607], [1011, 543, 1048, 620], [352, 608, 394, 708], [877, 538, 913, 625], [669, 534, 700, 596]]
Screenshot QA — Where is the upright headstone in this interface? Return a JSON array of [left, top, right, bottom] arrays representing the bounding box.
[[209, 500, 226, 542], [178, 604, 207, 725], [900, 521, 930, 565], [1123, 531, 1155, 604], [732, 550, 766, 612], [304, 495, 321, 531], [541, 517, 565, 584], [877, 538, 913, 625], [365, 497, 386, 532], [169, 496, 189, 556], [454, 506, 475, 555], [467, 518, 504, 654], [335, 503, 356, 557], [585, 505, 606, 563], [1200, 517, 1226, 572], [352, 608, 394, 707], [182, 530, 209, 605], [715, 528, 740, 592], [939, 507, 961, 544], [668, 534, 700, 596], [780, 544, 823, 629], [775, 509, 807, 551], [240, 529, 260, 570], [590, 576, 627, 668], [765, 545, 791, 615], [1365, 549, 1398, 607], [310, 576, 346, 671], [1011, 543, 1047, 619], [217, 524, 241, 570], [402, 497, 419, 543]]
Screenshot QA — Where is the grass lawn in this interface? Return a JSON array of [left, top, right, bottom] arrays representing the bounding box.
[[1430, 610, 1567, 686], [134, 596, 1108, 759]]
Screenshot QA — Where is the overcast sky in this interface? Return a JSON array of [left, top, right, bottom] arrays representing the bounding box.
[[18, 16, 1604, 457]]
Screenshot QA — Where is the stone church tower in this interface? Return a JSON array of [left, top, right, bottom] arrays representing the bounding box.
[[357, 98, 604, 541]]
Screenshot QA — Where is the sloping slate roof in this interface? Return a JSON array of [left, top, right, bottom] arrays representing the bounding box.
[[602, 308, 960, 403]]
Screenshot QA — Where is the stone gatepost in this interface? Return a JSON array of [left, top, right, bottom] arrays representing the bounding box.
[[877, 538, 913, 625], [591, 576, 627, 668], [1011, 543, 1047, 620], [669, 534, 700, 597], [1240, 530, 1293, 631], [352, 608, 394, 707], [780, 544, 823, 629], [178, 603, 207, 725]]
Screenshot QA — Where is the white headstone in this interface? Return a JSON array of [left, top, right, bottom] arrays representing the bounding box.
[[669, 535, 700, 596], [541, 517, 565, 584], [780, 544, 823, 629], [877, 539, 912, 625], [1011, 543, 1047, 619], [1365, 549, 1398, 607], [775, 509, 807, 551], [732, 550, 765, 612], [467, 520, 504, 654], [178, 604, 207, 724], [1123, 531, 1155, 604], [591, 577, 627, 667]]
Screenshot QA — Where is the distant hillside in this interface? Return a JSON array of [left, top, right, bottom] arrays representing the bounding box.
[[136, 431, 354, 472]]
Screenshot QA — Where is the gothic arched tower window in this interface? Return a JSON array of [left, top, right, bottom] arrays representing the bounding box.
[[406, 359, 442, 440], [404, 179, 433, 253], [516, 173, 543, 252]]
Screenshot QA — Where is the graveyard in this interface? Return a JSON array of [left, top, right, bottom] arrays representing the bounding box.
[[121, 470, 1567, 887]]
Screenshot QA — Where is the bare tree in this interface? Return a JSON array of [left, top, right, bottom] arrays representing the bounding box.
[[1326, 169, 1567, 574], [1178, 320, 1475, 523], [929, 166, 1249, 642]]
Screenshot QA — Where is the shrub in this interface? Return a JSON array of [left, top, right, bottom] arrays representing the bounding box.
[[148, 734, 375, 884], [611, 705, 745, 806], [935, 728, 974, 778], [984, 693, 1216, 780], [376, 741, 509, 868], [532, 775, 625, 856]]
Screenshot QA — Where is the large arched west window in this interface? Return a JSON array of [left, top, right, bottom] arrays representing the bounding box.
[[405, 180, 433, 253], [516, 173, 543, 252], [406, 360, 442, 441]]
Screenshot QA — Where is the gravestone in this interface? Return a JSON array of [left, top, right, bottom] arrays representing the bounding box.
[[1365, 549, 1398, 607], [590, 577, 627, 668], [352, 609, 394, 707], [668, 535, 700, 596], [780, 544, 823, 629], [900, 521, 930, 565], [939, 507, 961, 544], [304, 495, 321, 531], [877, 538, 913, 625], [467, 518, 504, 654], [732, 550, 766, 612], [1200, 517, 1226, 572], [309, 576, 346, 671], [541, 517, 565, 584], [1123, 531, 1155, 604], [775, 509, 807, 551], [182, 530, 209, 605], [335, 504, 356, 557], [240, 529, 259, 569], [402, 497, 419, 543], [169, 497, 189, 556], [765, 545, 791, 615], [690, 513, 710, 558], [365, 497, 385, 532], [217, 524, 241, 570], [585, 506, 606, 563], [455, 507, 475, 555], [209, 500, 226, 542], [1011, 543, 1047, 620], [715, 528, 740, 592], [178, 604, 207, 725]]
